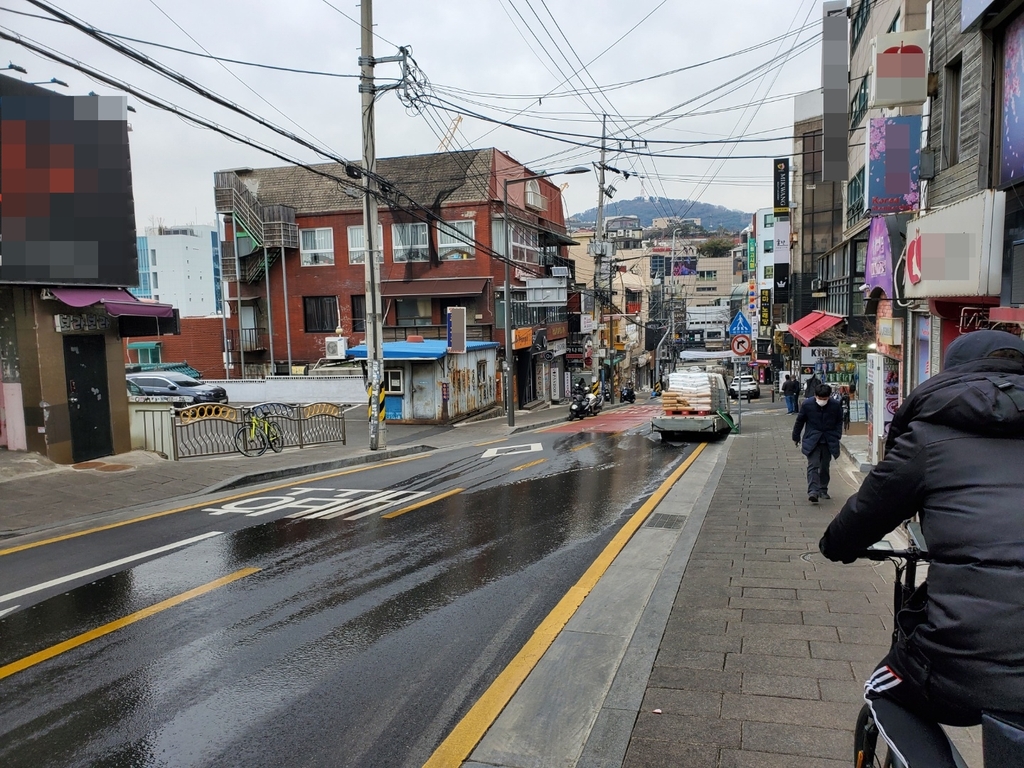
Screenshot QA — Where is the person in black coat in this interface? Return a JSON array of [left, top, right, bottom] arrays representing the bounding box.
[[792, 383, 843, 502], [781, 374, 800, 414], [820, 329, 1024, 728]]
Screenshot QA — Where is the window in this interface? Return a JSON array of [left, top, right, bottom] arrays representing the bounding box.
[[351, 295, 366, 333], [303, 296, 338, 333], [347, 224, 383, 264], [437, 220, 476, 260], [384, 370, 403, 394], [763, 240, 774, 253], [392, 223, 429, 262], [850, 78, 869, 131], [697, 270, 717, 281], [396, 298, 432, 326], [151, 273, 159, 289], [524, 179, 546, 210], [477, 361, 487, 389], [887, 10, 901, 32], [945, 58, 962, 167], [847, 166, 866, 226], [763, 213, 774, 228], [300, 228, 334, 266], [135, 346, 161, 364], [851, 0, 871, 52], [696, 286, 717, 292], [149, 249, 157, 266]]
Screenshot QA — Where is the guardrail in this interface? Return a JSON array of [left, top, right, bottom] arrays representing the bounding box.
[[172, 401, 347, 459]]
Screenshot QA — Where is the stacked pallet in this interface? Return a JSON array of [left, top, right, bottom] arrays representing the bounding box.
[[662, 370, 715, 414]]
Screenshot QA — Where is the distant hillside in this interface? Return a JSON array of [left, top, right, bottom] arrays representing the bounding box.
[[569, 197, 751, 232]]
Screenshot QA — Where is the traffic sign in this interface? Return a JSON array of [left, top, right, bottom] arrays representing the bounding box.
[[731, 334, 752, 356], [729, 312, 752, 336]]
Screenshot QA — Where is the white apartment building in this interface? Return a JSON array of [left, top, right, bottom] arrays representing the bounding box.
[[133, 224, 220, 317]]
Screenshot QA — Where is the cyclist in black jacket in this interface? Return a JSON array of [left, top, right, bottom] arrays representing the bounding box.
[[820, 329, 1024, 727]]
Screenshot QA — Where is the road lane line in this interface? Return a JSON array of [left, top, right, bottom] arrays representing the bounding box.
[[423, 443, 708, 768], [570, 441, 593, 452], [0, 532, 223, 605], [381, 488, 465, 519], [0, 606, 20, 619], [0, 454, 428, 558], [509, 459, 547, 472], [0, 567, 260, 681]]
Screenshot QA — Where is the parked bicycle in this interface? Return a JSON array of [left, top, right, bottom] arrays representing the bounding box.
[[234, 408, 283, 457], [853, 522, 1024, 767]]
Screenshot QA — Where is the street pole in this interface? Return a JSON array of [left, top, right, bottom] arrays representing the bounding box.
[[503, 179, 515, 427], [232, 215, 245, 378], [594, 114, 607, 391], [360, 0, 386, 450], [281, 247, 293, 373], [263, 243, 274, 374]]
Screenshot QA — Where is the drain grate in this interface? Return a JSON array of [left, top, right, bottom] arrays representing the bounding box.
[[646, 513, 685, 530]]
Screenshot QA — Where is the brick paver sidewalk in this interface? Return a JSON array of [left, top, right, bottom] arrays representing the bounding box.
[[622, 412, 982, 767]]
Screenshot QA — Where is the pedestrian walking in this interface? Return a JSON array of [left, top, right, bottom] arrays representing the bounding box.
[[793, 383, 844, 502], [781, 374, 800, 414], [803, 373, 820, 399]]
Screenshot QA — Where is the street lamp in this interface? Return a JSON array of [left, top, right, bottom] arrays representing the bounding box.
[[5, 62, 28, 74], [28, 78, 68, 87], [503, 166, 589, 426]]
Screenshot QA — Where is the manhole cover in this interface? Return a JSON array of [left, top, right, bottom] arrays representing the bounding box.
[[646, 513, 685, 530]]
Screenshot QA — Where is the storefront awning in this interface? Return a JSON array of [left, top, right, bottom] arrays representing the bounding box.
[[48, 286, 175, 318], [381, 278, 490, 298], [788, 311, 844, 345], [348, 339, 499, 360]]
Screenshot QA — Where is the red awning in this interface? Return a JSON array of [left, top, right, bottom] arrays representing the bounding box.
[[49, 286, 176, 318], [788, 311, 844, 345], [381, 278, 490, 298]]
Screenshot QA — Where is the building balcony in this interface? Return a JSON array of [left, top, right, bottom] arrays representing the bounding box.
[[383, 324, 493, 342], [227, 327, 268, 353]]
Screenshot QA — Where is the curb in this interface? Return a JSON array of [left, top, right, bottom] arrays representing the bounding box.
[[839, 438, 873, 474], [199, 444, 436, 495]]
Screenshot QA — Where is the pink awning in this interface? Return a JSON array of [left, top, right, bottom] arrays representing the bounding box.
[[49, 287, 175, 318], [788, 311, 843, 345]]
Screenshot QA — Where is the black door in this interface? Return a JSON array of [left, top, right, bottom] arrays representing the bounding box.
[[63, 334, 113, 462]]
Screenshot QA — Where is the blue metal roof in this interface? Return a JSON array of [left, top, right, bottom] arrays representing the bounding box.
[[348, 340, 499, 360]]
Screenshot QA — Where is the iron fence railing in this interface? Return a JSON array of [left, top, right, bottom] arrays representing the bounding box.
[[172, 401, 346, 459]]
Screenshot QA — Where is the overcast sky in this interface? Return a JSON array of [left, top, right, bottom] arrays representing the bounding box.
[[3, 0, 824, 228]]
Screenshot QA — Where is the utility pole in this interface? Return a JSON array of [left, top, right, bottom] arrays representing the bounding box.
[[593, 114, 607, 391], [360, 0, 386, 450]]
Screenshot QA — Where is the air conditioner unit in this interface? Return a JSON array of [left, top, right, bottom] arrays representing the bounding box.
[[551, 266, 570, 277], [325, 336, 348, 360], [810, 278, 823, 291]]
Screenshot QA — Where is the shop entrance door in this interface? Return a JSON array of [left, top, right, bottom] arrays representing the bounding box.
[[63, 334, 113, 462]]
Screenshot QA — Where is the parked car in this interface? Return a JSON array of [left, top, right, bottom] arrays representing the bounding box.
[[728, 375, 761, 400], [126, 372, 228, 405], [126, 378, 146, 397]]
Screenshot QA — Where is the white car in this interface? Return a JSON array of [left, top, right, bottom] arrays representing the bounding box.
[[728, 376, 761, 399]]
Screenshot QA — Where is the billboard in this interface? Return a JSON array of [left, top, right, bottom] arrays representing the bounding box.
[[1000, 12, 1024, 187], [866, 116, 922, 214], [870, 30, 928, 108], [0, 84, 138, 286], [772, 158, 790, 215], [671, 256, 698, 276]]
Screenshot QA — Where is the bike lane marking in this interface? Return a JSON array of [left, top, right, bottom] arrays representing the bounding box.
[[0, 532, 223, 605], [381, 488, 466, 520], [423, 442, 708, 768], [0, 567, 260, 681], [0, 454, 428, 558]]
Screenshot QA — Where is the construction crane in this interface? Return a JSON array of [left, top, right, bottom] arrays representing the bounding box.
[[436, 116, 463, 152]]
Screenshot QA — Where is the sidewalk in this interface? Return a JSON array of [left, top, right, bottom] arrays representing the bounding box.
[[467, 407, 982, 767]]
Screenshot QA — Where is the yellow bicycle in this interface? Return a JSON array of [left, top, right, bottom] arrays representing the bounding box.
[[234, 410, 283, 456]]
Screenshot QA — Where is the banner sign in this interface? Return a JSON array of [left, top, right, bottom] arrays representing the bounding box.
[[773, 158, 790, 215], [747, 237, 757, 271], [446, 306, 467, 354], [866, 116, 922, 214], [759, 289, 772, 328], [871, 30, 928, 108]]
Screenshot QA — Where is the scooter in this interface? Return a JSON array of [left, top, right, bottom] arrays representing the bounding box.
[[567, 390, 588, 420], [620, 384, 636, 403]]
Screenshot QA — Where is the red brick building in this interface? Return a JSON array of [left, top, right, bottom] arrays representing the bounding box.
[[133, 149, 578, 406]]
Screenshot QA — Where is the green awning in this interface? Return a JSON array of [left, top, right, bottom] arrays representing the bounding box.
[[127, 341, 162, 349]]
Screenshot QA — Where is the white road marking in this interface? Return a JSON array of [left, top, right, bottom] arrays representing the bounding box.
[[481, 443, 543, 459], [0, 605, 21, 618], [334, 490, 428, 520], [0, 531, 223, 605]]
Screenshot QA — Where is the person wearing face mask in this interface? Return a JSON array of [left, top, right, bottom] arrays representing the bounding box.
[[792, 383, 844, 502]]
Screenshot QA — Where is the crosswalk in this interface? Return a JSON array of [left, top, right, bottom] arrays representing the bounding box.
[[203, 487, 430, 522]]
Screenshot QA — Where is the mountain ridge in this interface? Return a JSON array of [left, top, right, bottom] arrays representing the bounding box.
[[569, 196, 752, 232]]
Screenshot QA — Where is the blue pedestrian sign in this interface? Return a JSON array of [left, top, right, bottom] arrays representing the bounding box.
[[728, 312, 752, 336]]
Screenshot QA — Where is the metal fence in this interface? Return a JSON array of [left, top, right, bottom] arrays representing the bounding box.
[[172, 402, 347, 459]]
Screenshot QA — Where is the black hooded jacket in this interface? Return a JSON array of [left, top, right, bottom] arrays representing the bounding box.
[[820, 350, 1024, 716]]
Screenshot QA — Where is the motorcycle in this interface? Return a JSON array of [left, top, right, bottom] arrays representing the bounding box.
[[567, 390, 588, 420], [620, 384, 636, 403]]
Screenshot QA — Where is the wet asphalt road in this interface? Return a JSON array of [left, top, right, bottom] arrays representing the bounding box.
[[1, 408, 699, 767]]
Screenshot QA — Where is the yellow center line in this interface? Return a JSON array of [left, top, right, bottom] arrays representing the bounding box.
[[474, 439, 508, 447], [510, 459, 547, 472], [381, 488, 465, 519], [423, 443, 708, 768], [0, 455, 428, 557], [0, 567, 260, 681], [570, 441, 594, 452]]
